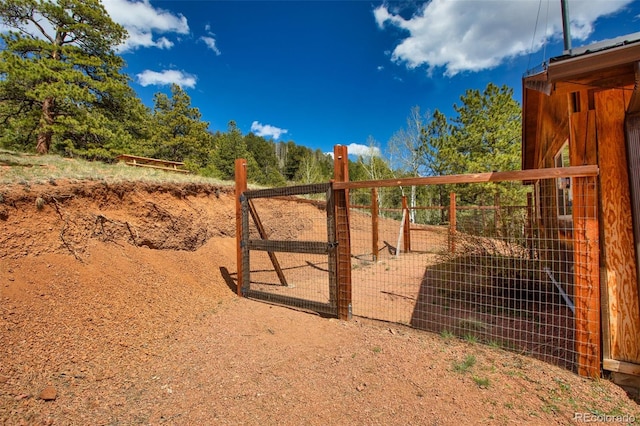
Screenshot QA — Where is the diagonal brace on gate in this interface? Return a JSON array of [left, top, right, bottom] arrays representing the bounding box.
[[247, 199, 288, 286]]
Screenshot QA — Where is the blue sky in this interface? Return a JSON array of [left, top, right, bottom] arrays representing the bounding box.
[[102, 0, 640, 157]]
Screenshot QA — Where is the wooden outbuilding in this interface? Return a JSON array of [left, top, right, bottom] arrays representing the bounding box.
[[522, 33, 640, 385]]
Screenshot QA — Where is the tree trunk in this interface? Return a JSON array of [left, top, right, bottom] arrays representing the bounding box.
[[439, 187, 447, 224], [36, 97, 55, 154]]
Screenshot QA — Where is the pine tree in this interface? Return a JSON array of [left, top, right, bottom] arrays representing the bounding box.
[[245, 132, 285, 185], [147, 84, 213, 166], [448, 83, 523, 206], [211, 121, 250, 181], [0, 0, 132, 155], [451, 83, 521, 174]]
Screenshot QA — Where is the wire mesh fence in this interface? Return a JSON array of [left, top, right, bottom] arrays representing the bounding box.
[[237, 166, 600, 375], [347, 176, 599, 373], [241, 184, 338, 316]]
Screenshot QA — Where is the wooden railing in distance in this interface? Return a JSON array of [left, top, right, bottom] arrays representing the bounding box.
[[117, 154, 189, 173]]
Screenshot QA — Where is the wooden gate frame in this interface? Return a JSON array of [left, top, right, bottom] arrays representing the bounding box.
[[235, 159, 345, 317]]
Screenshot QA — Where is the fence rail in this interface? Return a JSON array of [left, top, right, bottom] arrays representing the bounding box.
[[333, 164, 598, 190]]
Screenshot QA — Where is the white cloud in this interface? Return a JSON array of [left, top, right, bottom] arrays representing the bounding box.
[[374, 0, 634, 76], [155, 36, 174, 49], [326, 143, 382, 158], [251, 121, 288, 140], [345, 143, 380, 158], [136, 70, 197, 88], [103, 0, 190, 52], [200, 36, 221, 55]]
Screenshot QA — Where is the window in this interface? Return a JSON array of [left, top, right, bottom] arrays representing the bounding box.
[[555, 142, 572, 218]]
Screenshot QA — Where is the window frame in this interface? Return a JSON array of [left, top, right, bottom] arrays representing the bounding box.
[[554, 142, 573, 221]]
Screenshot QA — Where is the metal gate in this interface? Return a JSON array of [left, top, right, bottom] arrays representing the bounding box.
[[239, 183, 338, 316]]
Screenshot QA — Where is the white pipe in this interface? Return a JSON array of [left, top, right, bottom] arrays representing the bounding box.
[[544, 267, 575, 314]]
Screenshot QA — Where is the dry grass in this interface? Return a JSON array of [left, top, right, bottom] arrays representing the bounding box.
[[0, 149, 229, 185]]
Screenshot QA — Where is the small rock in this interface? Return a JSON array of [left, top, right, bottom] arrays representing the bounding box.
[[356, 383, 367, 392], [39, 385, 57, 401]]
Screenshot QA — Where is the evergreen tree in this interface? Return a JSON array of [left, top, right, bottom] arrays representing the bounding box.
[[448, 83, 523, 206], [451, 83, 521, 174], [147, 84, 213, 167], [419, 108, 456, 221], [245, 132, 285, 186], [420, 109, 456, 176], [0, 0, 132, 155], [211, 120, 249, 180], [314, 149, 333, 181], [281, 141, 310, 180]]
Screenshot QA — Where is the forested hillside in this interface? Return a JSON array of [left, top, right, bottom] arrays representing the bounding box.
[[0, 0, 521, 195]]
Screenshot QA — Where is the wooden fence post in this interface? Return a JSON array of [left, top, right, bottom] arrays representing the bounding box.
[[334, 145, 352, 320], [572, 176, 600, 377], [494, 193, 502, 237], [571, 109, 601, 377], [371, 188, 379, 261], [235, 158, 247, 297], [449, 192, 456, 254], [402, 195, 411, 253]]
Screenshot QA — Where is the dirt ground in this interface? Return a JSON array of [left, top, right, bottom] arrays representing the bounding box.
[[1, 180, 639, 425]]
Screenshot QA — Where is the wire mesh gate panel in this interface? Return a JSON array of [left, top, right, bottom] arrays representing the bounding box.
[[343, 172, 599, 374], [240, 183, 337, 316]]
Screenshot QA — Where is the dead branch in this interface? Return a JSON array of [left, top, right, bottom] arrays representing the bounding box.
[[125, 221, 138, 246], [92, 214, 138, 246], [59, 219, 83, 263], [51, 197, 65, 220]]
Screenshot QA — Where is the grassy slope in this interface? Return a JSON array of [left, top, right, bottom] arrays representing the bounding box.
[[0, 149, 229, 185]]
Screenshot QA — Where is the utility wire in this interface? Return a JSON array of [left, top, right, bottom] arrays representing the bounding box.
[[527, 0, 544, 72]]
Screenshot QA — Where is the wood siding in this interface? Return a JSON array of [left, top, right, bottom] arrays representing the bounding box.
[[534, 93, 571, 170], [595, 89, 640, 364]]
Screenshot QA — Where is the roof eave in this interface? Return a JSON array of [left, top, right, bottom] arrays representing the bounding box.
[[547, 42, 640, 83]]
